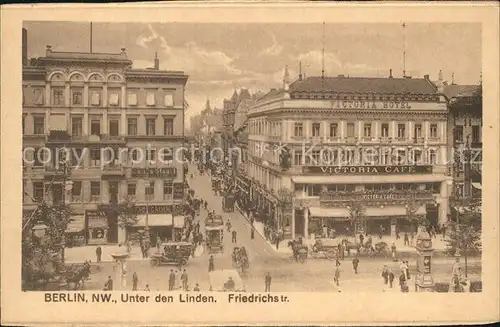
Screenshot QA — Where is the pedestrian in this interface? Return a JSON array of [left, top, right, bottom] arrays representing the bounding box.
[[359, 233, 364, 246], [391, 242, 397, 261], [405, 261, 411, 280], [144, 284, 150, 291], [208, 255, 215, 272], [334, 265, 341, 286], [410, 232, 415, 246], [399, 260, 407, 277], [401, 281, 409, 292], [399, 272, 406, 291], [352, 256, 359, 274], [181, 269, 189, 291], [169, 269, 176, 291], [250, 227, 255, 240], [378, 225, 384, 239], [226, 220, 232, 233], [382, 265, 389, 285], [395, 225, 400, 240], [250, 216, 255, 226], [232, 230, 237, 243], [132, 272, 138, 291], [96, 246, 102, 263], [275, 232, 280, 250], [104, 276, 113, 291], [265, 272, 272, 292], [193, 283, 200, 291], [388, 269, 395, 288], [335, 258, 341, 267], [403, 232, 409, 246]]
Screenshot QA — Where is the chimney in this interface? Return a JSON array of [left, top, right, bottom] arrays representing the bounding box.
[[298, 61, 303, 81], [154, 52, 159, 70], [389, 69, 393, 78], [424, 74, 429, 80], [22, 28, 28, 67], [451, 72, 455, 85], [438, 69, 443, 81]]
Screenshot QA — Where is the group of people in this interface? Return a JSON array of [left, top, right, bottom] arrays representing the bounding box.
[[381, 260, 411, 292]]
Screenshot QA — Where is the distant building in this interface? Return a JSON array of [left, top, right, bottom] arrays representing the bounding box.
[[246, 70, 451, 240], [22, 37, 188, 245]]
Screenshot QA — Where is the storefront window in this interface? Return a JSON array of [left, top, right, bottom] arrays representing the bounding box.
[[306, 184, 322, 196]]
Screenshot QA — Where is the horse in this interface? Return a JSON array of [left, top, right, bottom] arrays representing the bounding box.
[[341, 238, 361, 256], [288, 240, 307, 262], [65, 261, 91, 290]]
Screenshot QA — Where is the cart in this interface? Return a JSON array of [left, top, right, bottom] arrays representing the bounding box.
[[222, 194, 235, 212], [150, 242, 193, 268], [205, 225, 224, 253], [310, 238, 339, 260], [209, 269, 246, 292]]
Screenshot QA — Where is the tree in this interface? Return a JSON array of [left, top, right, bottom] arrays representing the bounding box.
[[347, 201, 365, 235], [22, 202, 73, 290], [444, 209, 482, 277], [405, 194, 430, 231], [114, 196, 139, 239]]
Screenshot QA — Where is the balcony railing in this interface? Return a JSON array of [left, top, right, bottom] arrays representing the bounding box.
[[319, 190, 435, 203]]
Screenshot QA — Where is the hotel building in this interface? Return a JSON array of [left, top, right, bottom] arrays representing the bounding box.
[[246, 70, 452, 240], [22, 36, 188, 246]]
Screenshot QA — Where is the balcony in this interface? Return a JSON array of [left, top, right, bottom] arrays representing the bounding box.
[[319, 189, 435, 204], [379, 136, 391, 144], [101, 134, 126, 144], [345, 137, 357, 144], [102, 162, 125, 177]]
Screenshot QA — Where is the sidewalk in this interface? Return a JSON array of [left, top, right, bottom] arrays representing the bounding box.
[[233, 203, 450, 256], [65, 244, 151, 264]]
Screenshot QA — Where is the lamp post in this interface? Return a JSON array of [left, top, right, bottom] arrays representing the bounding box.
[[414, 225, 435, 292]]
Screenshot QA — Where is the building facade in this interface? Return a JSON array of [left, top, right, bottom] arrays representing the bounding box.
[[246, 72, 452, 240], [23, 44, 188, 246]]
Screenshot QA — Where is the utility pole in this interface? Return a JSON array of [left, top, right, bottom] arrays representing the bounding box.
[[402, 22, 407, 77]]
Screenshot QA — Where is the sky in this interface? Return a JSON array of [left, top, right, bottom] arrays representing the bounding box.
[[24, 22, 481, 126]]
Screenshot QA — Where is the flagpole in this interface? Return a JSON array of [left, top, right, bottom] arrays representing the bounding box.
[[90, 22, 93, 53]]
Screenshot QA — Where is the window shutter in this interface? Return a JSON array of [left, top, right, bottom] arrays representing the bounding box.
[[164, 94, 174, 107], [146, 92, 155, 106]]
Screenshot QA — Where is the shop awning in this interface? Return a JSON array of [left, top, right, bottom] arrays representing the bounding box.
[[472, 182, 482, 190], [135, 214, 173, 227], [309, 207, 349, 218], [173, 215, 185, 228], [365, 205, 426, 217], [66, 215, 85, 233]]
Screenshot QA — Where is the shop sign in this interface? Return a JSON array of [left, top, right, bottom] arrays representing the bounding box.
[[135, 205, 172, 215], [86, 210, 107, 219], [303, 165, 432, 175], [131, 168, 177, 178]]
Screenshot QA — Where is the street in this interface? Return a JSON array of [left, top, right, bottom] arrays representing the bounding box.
[[81, 165, 481, 292]]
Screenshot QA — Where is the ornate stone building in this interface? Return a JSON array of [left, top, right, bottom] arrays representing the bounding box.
[[23, 44, 188, 246], [246, 71, 452, 240]]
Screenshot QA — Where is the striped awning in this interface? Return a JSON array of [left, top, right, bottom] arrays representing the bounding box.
[[135, 214, 173, 227], [66, 215, 85, 233]]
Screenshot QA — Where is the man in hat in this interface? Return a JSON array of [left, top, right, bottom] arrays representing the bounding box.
[[208, 255, 215, 272], [169, 269, 176, 291]]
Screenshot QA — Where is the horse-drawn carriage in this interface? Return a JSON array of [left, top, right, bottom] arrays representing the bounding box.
[[60, 261, 92, 290], [342, 237, 390, 257], [222, 194, 235, 212], [231, 246, 249, 273], [310, 238, 339, 260], [150, 242, 193, 268], [211, 178, 221, 191], [205, 225, 224, 253], [209, 269, 246, 292], [288, 239, 308, 263]]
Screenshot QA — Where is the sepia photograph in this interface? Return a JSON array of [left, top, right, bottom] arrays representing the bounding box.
[[2, 3, 499, 325]]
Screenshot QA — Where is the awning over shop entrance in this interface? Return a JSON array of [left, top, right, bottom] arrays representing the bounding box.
[[135, 214, 173, 227], [309, 207, 349, 218], [472, 182, 482, 190], [365, 205, 426, 217], [66, 215, 85, 233]]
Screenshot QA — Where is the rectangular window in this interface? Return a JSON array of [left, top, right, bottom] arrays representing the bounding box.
[[72, 181, 82, 197], [163, 181, 173, 195], [90, 119, 100, 136], [397, 124, 406, 138], [33, 116, 45, 134], [312, 122, 320, 137], [381, 123, 389, 137], [90, 148, 101, 166], [146, 92, 155, 106], [33, 182, 44, 201], [52, 88, 64, 106], [429, 149, 437, 164], [414, 124, 422, 138], [33, 88, 44, 105], [454, 126, 464, 143], [128, 93, 138, 106], [161, 148, 173, 162], [294, 151, 303, 165], [294, 122, 303, 137], [307, 184, 322, 196], [146, 149, 156, 162], [312, 150, 321, 165], [129, 148, 138, 161], [145, 181, 154, 200], [346, 123, 355, 138], [472, 125, 480, 143], [364, 123, 372, 137], [32, 148, 44, 167], [329, 123, 338, 137], [90, 182, 101, 201], [108, 92, 119, 106], [127, 118, 137, 136], [146, 118, 156, 136], [109, 120, 119, 136], [90, 91, 101, 106], [412, 150, 422, 164], [164, 94, 174, 107], [127, 183, 136, 197], [430, 124, 438, 138], [164, 118, 174, 136], [71, 117, 82, 136], [72, 90, 83, 105]]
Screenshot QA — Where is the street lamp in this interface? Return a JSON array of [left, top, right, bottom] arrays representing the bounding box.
[[32, 222, 48, 238]]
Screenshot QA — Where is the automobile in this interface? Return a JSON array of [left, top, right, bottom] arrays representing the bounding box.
[[209, 269, 246, 292], [150, 242, 193, 268]]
